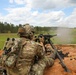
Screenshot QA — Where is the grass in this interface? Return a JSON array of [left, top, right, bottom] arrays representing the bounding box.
[[0, 33, 18, 49], [0, 30, 76, 49]]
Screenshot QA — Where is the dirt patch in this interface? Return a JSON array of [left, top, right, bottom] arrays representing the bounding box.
[[44, 44, 76, 75], [0, 50, 3, 57]]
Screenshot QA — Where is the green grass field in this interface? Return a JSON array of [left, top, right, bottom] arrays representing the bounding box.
[[0, 30, 76, 49], [0, 33, 18, 49]]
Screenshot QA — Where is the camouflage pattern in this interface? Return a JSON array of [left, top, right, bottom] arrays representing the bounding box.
[[2, 24, 56, 75], [31, 41, 56, 75], [15, 38, 44, 75], [31, 56, 54, 75], [23, 24, 34, 34], [2, 38, 55, 75], [2, 38, 44, 75], [2, 38, 21, 67], [18, 24, 34, 38], [31, 48, 55, 75]]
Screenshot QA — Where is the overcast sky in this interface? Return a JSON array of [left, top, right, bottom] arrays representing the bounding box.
[[0, 0, 76, 28]]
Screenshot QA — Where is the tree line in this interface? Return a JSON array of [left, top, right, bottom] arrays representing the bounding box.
[[0, 22, 19, 33], [0, 22, 57, 33]]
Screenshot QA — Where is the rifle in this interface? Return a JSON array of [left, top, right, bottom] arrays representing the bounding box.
[[38, 34, 71, 72]]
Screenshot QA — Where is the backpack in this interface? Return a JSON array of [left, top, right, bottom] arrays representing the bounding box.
[[2, 38, 21, 67]]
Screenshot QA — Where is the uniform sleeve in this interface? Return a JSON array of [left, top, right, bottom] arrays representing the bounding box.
[[36, 44, 55, 67], [36, 44, 44, 59], [31, 44, 55, 75]]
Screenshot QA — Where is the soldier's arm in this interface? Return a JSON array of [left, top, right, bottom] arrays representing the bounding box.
[[31, 44, 54, 75], [36, 44, 44, 59], [45, 44, 56, 59], [37, 44, 55, 67]]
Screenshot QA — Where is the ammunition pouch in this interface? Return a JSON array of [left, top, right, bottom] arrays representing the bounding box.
[[5, 54, 17, 68]]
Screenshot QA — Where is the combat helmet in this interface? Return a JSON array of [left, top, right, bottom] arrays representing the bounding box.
[[18, 23, 34, 38]]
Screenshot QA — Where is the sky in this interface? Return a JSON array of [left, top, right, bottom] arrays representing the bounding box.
[[0, 0, 76, 28]]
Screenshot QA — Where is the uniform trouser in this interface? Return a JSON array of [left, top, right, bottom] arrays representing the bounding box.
[[31, 57, 54, 75], [3, 56, 55, 75], [5, 66, 31, 75]]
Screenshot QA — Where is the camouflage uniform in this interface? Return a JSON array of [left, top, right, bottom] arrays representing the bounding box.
[[31, 36, 56, 75], [2, 38, 44, 75], [2, 24, 56, 75]]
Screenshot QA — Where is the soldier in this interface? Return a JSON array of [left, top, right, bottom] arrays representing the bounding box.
[[31, 34, 57, 75], [2, 24, 56, 75]]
